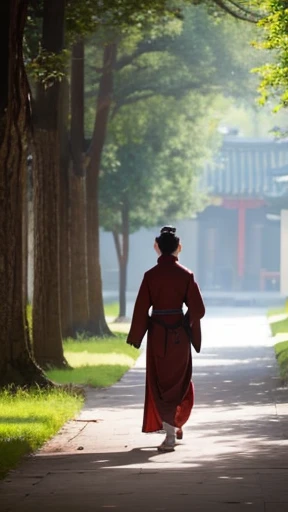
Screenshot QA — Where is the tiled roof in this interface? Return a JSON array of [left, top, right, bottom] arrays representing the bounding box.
[[200, 136, 288, 198]]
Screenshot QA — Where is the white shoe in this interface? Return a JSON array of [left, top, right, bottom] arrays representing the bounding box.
[[157, 439, 175, 452], [157, 424, 176, 452]]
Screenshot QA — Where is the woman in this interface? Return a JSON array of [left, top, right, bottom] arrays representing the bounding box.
[[127, 226, 205, 452]]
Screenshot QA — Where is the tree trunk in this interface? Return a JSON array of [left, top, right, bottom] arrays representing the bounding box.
[[70, 40, 89, 335], [33, 129, 65, 367], [86, 42, 117, 336], [70, 173, 89, 334], [59, 78, 72, 339], [113, 202, 129, 320], [32, 0, 66, 368], [0, 0, 49, 387], [22, 162, 28, 310]]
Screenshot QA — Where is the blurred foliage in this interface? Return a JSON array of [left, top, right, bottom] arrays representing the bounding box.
[[24, 0, 261, 86], [24, 0, 191, 84], [91, 3, 265, 237], [85, 3, 264, 135], [252, 1, 288, 111], [99, 94, 214, 235], [27, 48, 70, 88]]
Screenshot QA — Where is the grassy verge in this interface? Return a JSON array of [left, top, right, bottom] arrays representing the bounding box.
[[46, 333, 138, 387], [0, 388, 83, 479], [267, 304, 288, 382], [105, 301, 131, 334], [0, 303, 134, 480], [104, 301, 119, 318]]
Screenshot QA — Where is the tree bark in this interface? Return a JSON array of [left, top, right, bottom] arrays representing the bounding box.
[[59, 78, 72, 339], [0, 0, 49, 387], [70, 40, 89, 335], [85, 42, 118, 335], [113, 202, 129, 319], [22, 162, 28, 310], [70, 173, 89, 334], [32, 0, 66, 368]]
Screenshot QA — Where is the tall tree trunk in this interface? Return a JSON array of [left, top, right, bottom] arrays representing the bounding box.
[[59, 78, 72, 339], [22, 161, 28, 310], [86, 42, 117, 335], [22, 153, 33, 354], [32, 0, 66, 368], [0, 0, 48, 387], [70, 40, 89, 335], [113, 202, 129, 319]]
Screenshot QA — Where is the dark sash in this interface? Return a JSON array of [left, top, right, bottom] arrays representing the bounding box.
[[151, 309, 201, 354]]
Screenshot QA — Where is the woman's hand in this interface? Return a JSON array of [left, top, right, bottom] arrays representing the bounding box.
[[127, 340, 141, 349]]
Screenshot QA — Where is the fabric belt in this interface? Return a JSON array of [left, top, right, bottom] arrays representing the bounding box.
[[150, 310, 185, 357], [152, 308, 183, 316]]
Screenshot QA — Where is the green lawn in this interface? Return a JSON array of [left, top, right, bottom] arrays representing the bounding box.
[[46, 333, 138, 387], [104, 301, 120, 318], [267, 305, 288, 382], [0, 388, 83, 479], [0, 335, 138, 480], [0, 303, 135, 480]]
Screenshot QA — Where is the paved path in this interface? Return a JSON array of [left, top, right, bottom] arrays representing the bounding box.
[[1, 308, 288, 512]]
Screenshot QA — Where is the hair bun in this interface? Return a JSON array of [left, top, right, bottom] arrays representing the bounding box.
[[160, 226, 176, 235]]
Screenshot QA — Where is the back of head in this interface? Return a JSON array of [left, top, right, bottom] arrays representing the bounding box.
[[155, 226, 180, 255]]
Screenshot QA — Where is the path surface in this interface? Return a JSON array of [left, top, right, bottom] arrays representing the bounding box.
[[1, 308, 288, 512]]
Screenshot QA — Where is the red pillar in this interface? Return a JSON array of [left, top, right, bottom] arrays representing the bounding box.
[[237, 201, 246, 277]]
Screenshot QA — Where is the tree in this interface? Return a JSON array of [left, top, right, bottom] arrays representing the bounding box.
[[85, 40, 118, 335], [69, 39, 90, 335], [0, 0, 48, 387], [100, 94, 213, 318], [58, 75, 72, 339], [32, 0, 67, 368]]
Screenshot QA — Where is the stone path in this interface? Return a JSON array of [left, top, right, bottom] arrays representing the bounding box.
[[1, 308, 288, 511]]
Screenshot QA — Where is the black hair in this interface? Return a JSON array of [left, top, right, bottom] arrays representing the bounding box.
[[155, 225, 180, 255]]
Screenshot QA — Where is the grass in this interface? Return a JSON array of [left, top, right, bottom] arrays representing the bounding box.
[[267, 303, 288, 382], [104, 301, 120, 318], [105, 301, 131, 335], [26, 302, 134, 387], [46, 333, 138, 388], [0, 388, 83, 479], [0, 302, 134, 480]]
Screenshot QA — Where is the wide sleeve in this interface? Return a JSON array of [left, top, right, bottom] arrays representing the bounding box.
[[184, 274, 205, 353], [126, 273, 152, 348], [185, 273, 205, 323]]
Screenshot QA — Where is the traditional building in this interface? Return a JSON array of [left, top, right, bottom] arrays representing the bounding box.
[[197, 135, 288, 293]]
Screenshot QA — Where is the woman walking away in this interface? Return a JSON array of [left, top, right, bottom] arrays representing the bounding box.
[[127, 226, 205, 452]]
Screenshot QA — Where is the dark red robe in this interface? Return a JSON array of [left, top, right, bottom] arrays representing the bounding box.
[[127, 254, 205, 433]]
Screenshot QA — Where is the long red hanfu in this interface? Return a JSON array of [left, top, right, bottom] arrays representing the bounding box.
[[127, 254, 205, 433]]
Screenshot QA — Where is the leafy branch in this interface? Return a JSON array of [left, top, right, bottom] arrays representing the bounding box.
[[27, 48, 70, 87]]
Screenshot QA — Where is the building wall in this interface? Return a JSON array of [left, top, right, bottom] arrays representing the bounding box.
[[196, 204, 281, 292]]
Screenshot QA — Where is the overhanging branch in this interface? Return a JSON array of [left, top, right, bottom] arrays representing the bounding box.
[[212, 0, 262, 22]]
